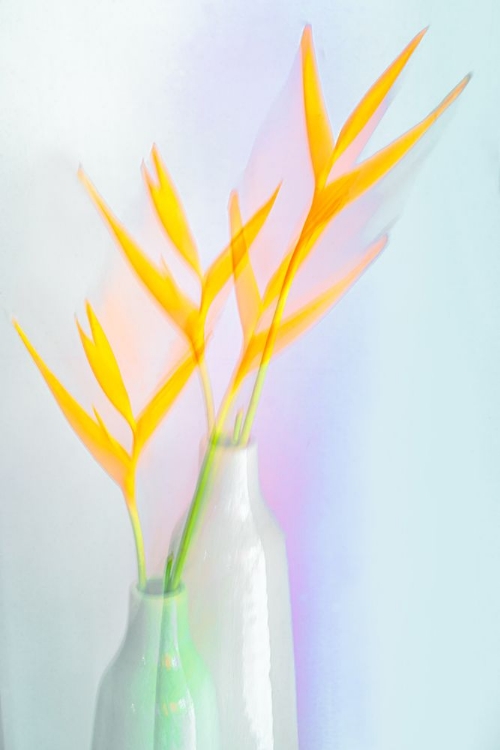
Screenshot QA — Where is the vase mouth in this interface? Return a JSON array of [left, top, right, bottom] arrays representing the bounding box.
[[133, 578, 185, 600], [207, 435, 257, 451]]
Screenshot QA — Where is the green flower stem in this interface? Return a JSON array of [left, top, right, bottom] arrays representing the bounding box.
[[166, 210, 314, 591], [126, 484, 147, 591], [233, 409, 244, 444], [197, 350, 215, 432], [166, 394, 233, 593], [167, 218, 308, 591], [239, 225, 309, 444]]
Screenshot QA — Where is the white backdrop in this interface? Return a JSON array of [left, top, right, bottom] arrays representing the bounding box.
[[1, 1, 499, 749]]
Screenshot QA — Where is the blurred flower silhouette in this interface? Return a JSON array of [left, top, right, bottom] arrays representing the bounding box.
[[78, 159, 279, 432], [14, 25, 470, 591], [14, 306, 196, 589]]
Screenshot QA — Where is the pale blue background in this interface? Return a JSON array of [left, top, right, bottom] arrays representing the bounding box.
[[1, 1, 499, 749]]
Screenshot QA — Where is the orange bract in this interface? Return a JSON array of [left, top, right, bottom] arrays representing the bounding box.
[[333, 27, 428, 165], [77, 301, 135, 430], [78, 169, 199, 341], [306, 75, 470, 245], [229, 190, 262, 346], [234, 235, 387, 384], [134, 350, 197, 452], [14, 319, 131, 490], [78, 163, 280, 363], [230, 27, 469, 402], [301, 25, 335, 190], [14, 314, 196, 493], [202, 185, 280, 312], [143, 144, 203, 281], [262, 39, 469, 317]]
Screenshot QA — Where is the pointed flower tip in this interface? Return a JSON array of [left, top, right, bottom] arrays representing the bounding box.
[[302, 23, 313, 39], [77, 167, 95, 195], [378, 235, 389, 254], [429, 72, 471, 121], [12, 318, 31, 346], [300, 24, 313, 52], [85, 300, 97, 326], [75, 316, 87, 341], [13, 319, 31, 348], [150, 143, 167, 182], [141, 161, 155, 190], [12, 317, 27, 344], [404, 26, 428, 56], [151, 143, 163, 168], [417, 25, 429, 41], [449, 73, 472, 101], [398, 26, 428, 60]]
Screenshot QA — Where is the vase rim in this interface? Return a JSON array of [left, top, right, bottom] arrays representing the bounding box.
[[131, 578, 186, 600], [208, 435, 257, 451]]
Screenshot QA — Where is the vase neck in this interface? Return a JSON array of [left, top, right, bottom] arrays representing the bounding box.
[[159, 586, 190, 646], [206, 440, 262, 516], [127, 580, 191, 647]]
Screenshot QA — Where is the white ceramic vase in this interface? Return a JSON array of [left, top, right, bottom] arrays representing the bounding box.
[[91, 579, 219, 750], [171, 440, 299, 750]]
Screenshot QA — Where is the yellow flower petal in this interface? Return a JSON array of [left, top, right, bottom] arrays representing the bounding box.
[[14, 320, 130, 489], [306, 75, 471, 244], [229, 190, 262, 344], [235, 235, 387, 383], [78, 168, 198, 337], [135, 349, 197, 452], [333, 28, 428, 165], [77, 302, 135, 429], [143, 145, 203, 281], [263, 68, 470, 316], [202, 185, 280, 312], [261, 244, 296, 312], [301, 25, 335, 189]]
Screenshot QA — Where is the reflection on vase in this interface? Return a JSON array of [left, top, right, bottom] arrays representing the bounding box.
[[172, 440, 299, 750], [154, 584, 219, 750], [91, 579, 219, 750]]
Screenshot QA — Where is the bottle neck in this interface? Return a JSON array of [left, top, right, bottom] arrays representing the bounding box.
[[127, 580, 191, 647], [206, 439, 262, 517]]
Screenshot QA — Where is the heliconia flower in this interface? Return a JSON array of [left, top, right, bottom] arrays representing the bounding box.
[[301, 26, 430, 189], [77, 159, 279, 360], [229, 26, 470, 402], [78, 156, 279, 432], [298, 25, 470, 260], [14, 308, 196, 490], [14, 317, 132, 491], [14, 307, 197, 588], [142, 145, 204, 283], [76, 301, 136, 432], [233, 234, 388, 385]]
